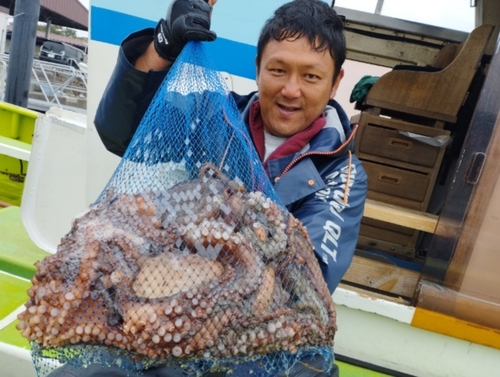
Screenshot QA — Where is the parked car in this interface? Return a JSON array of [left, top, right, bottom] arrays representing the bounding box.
[[38, 41, 86, 69]]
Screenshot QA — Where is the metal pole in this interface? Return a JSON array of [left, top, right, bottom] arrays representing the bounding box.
[[45, 19, 52, 40], [5, 0, 41, 107]]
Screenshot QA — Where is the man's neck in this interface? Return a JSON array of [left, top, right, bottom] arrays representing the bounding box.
[[264, 131, 287, 162]]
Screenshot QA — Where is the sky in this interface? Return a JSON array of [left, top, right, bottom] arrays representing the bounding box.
[[79, 0, 89, 10], [75, 0, 89, 37], [336, 0, 474, 32]]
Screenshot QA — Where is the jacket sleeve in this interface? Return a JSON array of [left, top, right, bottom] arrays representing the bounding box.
[[94, 29, 170, 157], [291, 155, 367, 293]]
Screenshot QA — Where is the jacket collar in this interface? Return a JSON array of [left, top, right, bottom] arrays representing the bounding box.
[[236, 92, 356, 207], [247, 100, 327, 170], [239, 92, 351, 155]]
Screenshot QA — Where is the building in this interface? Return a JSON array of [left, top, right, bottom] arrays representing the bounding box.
[[0, 0, 88, 54]]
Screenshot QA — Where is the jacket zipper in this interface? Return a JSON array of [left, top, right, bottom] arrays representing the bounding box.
[[277, 124, 358, 179], [276, 125, 358, 204]]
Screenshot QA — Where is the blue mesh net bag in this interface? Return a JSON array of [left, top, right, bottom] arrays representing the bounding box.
[[18, 42, 336, 376]]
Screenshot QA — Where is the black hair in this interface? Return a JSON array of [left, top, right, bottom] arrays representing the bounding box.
[[256, 0, 346, 81]]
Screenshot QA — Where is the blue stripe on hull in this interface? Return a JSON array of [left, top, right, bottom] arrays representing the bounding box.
[[91, 0, 168, 21], [90, 7, 155, 47], [91, 6, 257, 80], [204, 39, 256, 80], [90, 0, 291, 46]]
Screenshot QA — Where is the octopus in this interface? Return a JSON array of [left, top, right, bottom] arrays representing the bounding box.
[[17, 164, 336, 364]]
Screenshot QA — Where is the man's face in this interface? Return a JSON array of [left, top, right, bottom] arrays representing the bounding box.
[[256, 36, 343, 137]]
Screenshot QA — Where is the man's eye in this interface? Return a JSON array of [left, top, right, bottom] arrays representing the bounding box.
[[305, 74, 319, 80]]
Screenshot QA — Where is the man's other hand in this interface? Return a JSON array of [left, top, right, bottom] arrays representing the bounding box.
[[154, 0, 217, 62]]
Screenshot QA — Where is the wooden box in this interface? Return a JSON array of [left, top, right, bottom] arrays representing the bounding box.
[[354, 112, 450, 257]]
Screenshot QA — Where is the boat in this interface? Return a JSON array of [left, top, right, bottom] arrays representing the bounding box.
[[1, 1, 500, 376]]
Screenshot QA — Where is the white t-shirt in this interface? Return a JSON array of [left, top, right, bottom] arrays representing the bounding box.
[[264, 131, 287, 162]]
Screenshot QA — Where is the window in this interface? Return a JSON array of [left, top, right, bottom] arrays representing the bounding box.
[[335, 0, 475, 32]]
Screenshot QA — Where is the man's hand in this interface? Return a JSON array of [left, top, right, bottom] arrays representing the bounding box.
[[154, 0, 217, 62]]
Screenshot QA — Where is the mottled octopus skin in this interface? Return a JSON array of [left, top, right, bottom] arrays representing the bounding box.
[[18, 169, 336, 362]]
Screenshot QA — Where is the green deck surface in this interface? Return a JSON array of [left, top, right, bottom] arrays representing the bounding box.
[[0, 271, 30, 320], [337, 360, 393, 376], [0, 206, 50, 279], [0, 271, 31, 349], [0, 206, 40, 349], [0, 319, 30, 349], [0, 271, 30, 349]]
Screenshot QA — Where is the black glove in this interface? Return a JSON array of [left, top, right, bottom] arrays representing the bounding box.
[[154, 0, 216, 62]]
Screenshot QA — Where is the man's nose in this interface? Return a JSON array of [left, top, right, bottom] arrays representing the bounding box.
[[281, 76, 301, 98]]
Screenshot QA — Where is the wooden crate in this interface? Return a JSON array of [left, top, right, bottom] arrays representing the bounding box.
[[354, 112, 450, 257]]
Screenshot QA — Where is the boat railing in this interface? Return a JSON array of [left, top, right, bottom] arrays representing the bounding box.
[[0, 54, 87, 114]]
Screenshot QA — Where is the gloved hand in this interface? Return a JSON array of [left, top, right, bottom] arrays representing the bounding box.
[[154, 0, 217, 62]]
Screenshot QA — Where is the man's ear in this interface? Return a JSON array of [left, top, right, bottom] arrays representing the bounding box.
[[330, 68, 344, 99]]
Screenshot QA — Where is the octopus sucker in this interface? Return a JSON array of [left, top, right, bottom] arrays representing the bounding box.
[[19, 164, 336, 363]]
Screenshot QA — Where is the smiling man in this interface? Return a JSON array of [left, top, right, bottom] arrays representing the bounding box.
[[87, 0, 368, 375], [95, 0, 367, 294]]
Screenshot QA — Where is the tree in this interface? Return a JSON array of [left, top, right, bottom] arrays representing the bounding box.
[[37, 24, 78, 38]]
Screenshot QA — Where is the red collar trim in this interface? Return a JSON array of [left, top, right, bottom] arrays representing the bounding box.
[[248, 100, 326, 167]]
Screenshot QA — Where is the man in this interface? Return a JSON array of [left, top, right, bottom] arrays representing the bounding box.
[[52, 0, 367, 375], [96, 0, 366, 294]]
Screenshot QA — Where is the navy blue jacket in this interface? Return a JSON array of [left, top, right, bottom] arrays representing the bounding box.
[[94, 29, 368, 293]]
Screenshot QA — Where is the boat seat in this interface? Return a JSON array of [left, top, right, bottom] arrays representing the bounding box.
[[358, 24, 494, 127], [20, 108, 90, 254], [20, 107, 120, 255]]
